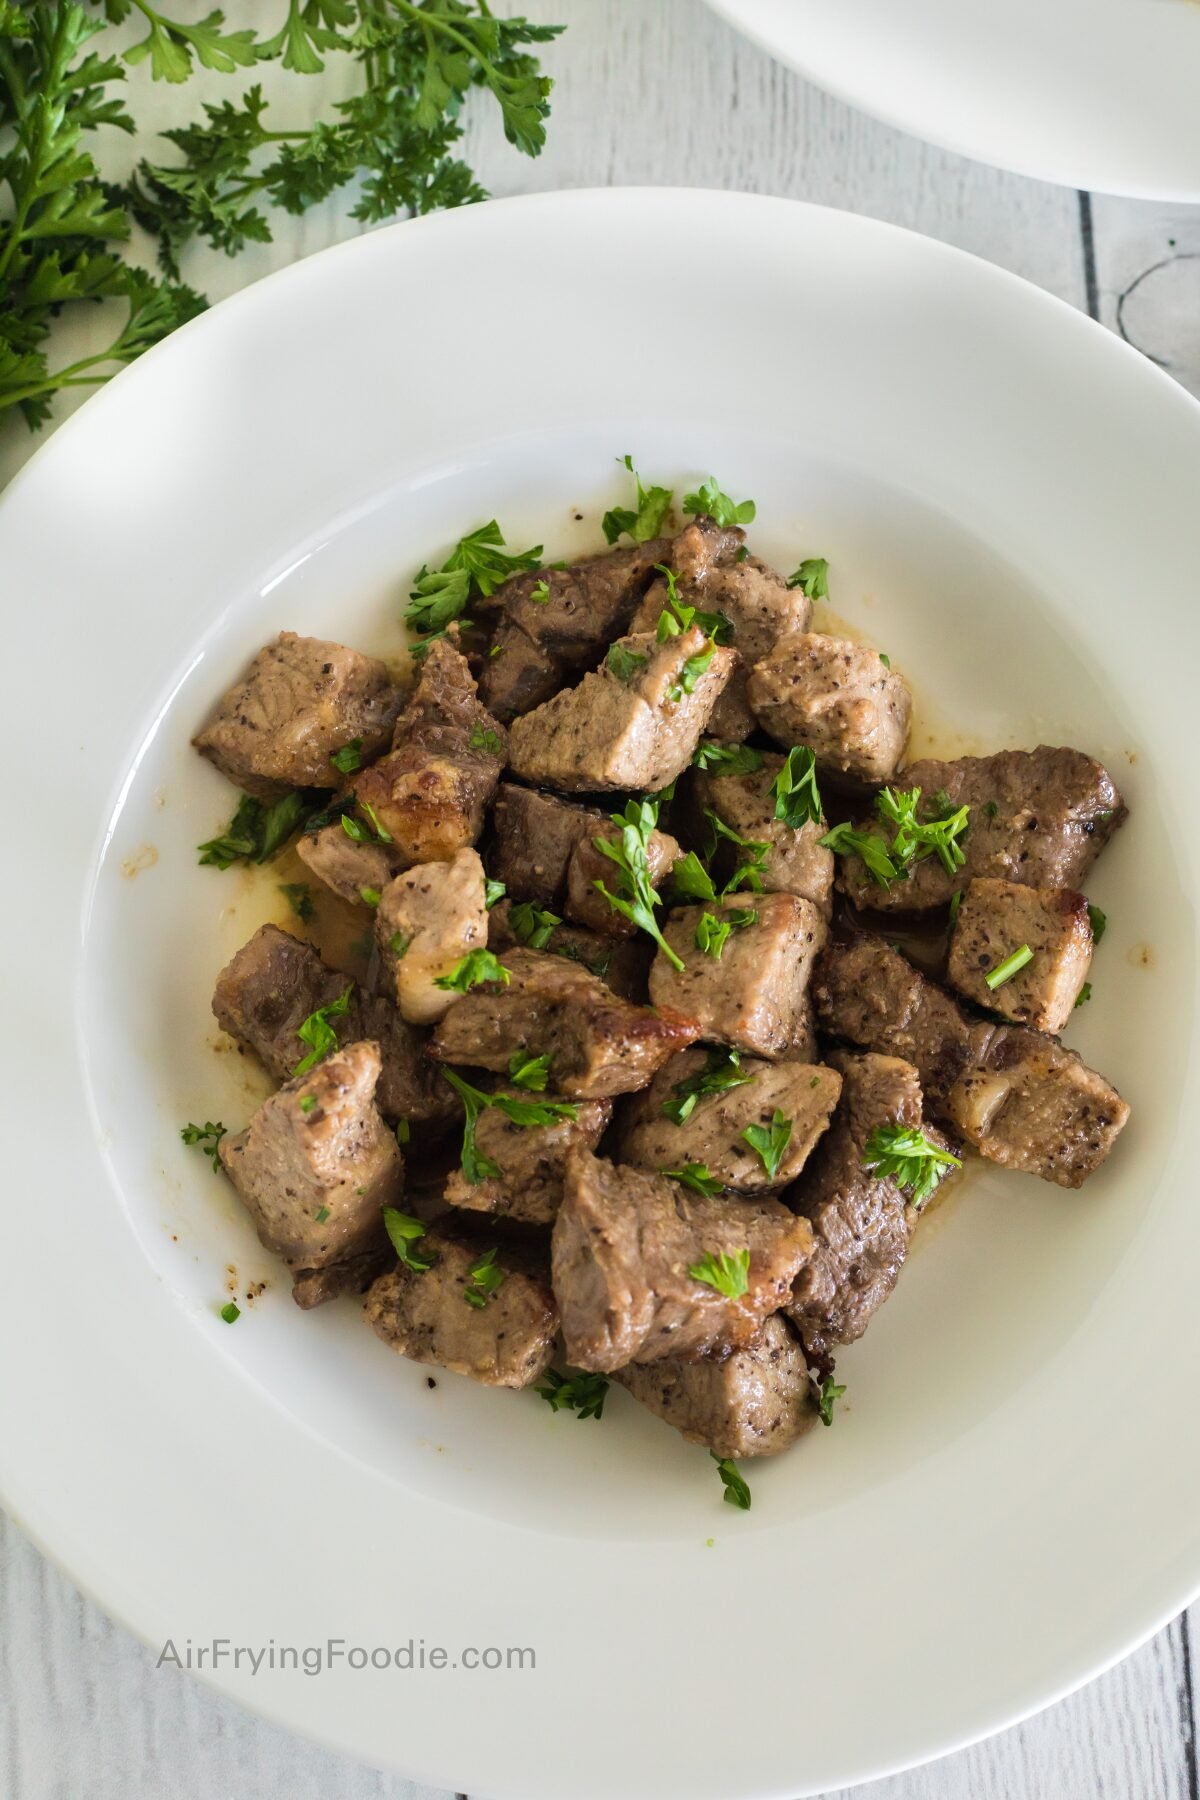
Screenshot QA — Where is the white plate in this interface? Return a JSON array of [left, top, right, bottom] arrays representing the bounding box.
[[2, 189, 1199, 1800], [704, 0, 1200, 200]]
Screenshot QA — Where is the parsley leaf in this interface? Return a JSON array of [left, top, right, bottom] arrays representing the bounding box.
[[341, 799, 393, 844], [601, 455, 673, 545], [198, 789, 314, 868], [818, 1376, 845, 1428], [279, 881, 315, 923], [1075, 981, 1093, 1008], [712, 1452, 751, 1510], [591, 801, 684, 970], [220, 1301, 241, 1325], [663, 1047, 754, 1125], [293, 983, 354, 1076], [508, 901, 562, 950], [383, 1207, 438, 1274], [661, 1163, 724, 1197], [653, 564, 734, 647], [463, 1246, 506, 1309], [862, 1123, 960, 1209], [787, 557, 830, 600], [876, 786, 970, 877], [772, 746, 822, 829], [695, 910, 731, 959], [819, 821, 900, 886], [741, 1109, 793, 1181], [529, 579, 550, 603], [433, 949, 510, 993], [181, 1119, 225, 1172], [329, 737, 363, 775], [407, 521, 543, 640], [443, 1068, 575, 1184], [683, 478, 756, 529], [689, 1248, 750, 1298], [670, 850, 717, 903], [693, 742, 765, 776], [469, 722, 504, 756], [669, 640, 717, 702], [704, 809, 770, 893], [442, 1070, 502, 1184], [508, 1051, 552, 1091], [484, 877, 507, 909], [605, 641, 649, 684], [537, 1368, 609, 1420], [1087, 902, 1108, 944]]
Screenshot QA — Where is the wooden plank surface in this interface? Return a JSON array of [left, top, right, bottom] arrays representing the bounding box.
[[2, 2, 1196, 1795]]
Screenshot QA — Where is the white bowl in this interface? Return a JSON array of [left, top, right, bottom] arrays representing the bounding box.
[[1, 190, 1198, 1800]]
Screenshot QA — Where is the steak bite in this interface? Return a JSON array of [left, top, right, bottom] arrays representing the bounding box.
[[487, 900, 650, 1001], [297, 823, 405, 905], [430, 947, 700, 1098], [838, 746, 1127, 913], [479, 538, 670, 720], [489, 784, 607, 905], [784, 1051, 933, 1361], [365, 1231, 557, 1388], [619, 1049, 842, 1193], [352, 638, 506, 866], [947, 878, 1093, 1031], [212, 924, 455, 1126], [218, 1040, 403, 1282], [551, 1150, 813, 1371], [814, 936, 1130, 1188], [691, 750, 835, 916], [615, 1314, 818, 1458], [193, 631, 401, 798], [647, 893, 827, 1059], [444, 1094, 612, 1225], [507, 625, 736, 793], [565, 817, 682, 938], [375, 847, 489, 1025], [747, 632, 911, 784]]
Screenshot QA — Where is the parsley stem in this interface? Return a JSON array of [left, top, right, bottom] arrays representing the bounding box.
[[985, 944, 1034, 991]]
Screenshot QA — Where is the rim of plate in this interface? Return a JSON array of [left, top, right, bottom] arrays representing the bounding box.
[[2, 188, 1200, 1800]]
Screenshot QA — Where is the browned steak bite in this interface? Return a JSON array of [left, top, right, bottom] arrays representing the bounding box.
[[648, 893, 827, 1059], [444, 1094, 611, 1225], [375, 847, 488, 1025], [691, 750, 835, 916], [784, 1051, 932, 1361], [614, 1314, 818, 1458], [479, 538, 670, 720], [430, 947, 700, 1098], [565, 818, 681, 938], [838, 746, 1126, 913], [291, 1247, 392, 1311], [632, 519, 811, 741], [212, 923, 455, 1126], [218, 1040, 403, 1284], [619, 1049, 842, 1193], [507, 626, 736, 793], [748, 632, 911, 784], [365, 1231, 557, 1388], [487, 900, 650, 1001], [814, 937, 1130, 1188], [489, 784, 607, 905], [296, 824, 406, 905], [551, 1150, 813, 1371], [947, 878, 1093, 1031], [193, 631, 402, 798], [352, 638, 506, 866]]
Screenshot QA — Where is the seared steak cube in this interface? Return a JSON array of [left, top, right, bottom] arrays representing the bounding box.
[[218, 1040, 403, 1275], [444, 1093, 611, 1225], [365, 1231, 557, 1388], [692, 751, 834, 916], [619, 1049, 841, 1193], [375, 847, 488, 1025], [489, 784, 607, 905], [551, 1150, 813, 1371], [748, 632, 911, 784], [291, 1248, 392, 1311], [431, 947, 700, 1098], [648, 893, 826, 1059], [193, 631, 401, 797], [838, 747, 1126, 913], [479, 538, 670, 719], [614, 1314, 817, 1458], [947, 878, 1093, 1031], [508, 626, 736, 793], [394, 633, 508, 760], [212, 924, 455, 1126], [487, 900, 651, 1001], [297, 823, 405, 905], [565, 818, 682, 938], [784, 1051, 930, 1360]]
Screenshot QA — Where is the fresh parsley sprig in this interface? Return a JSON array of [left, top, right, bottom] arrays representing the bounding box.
[[443, 1068, 577, 1185], [741, 1109, 793, 1181], [861, 1123, 960, 1209], [712, 1452, 751, 1510], [591, 799, 683, 971], [683, 477, 756, 529], [537, 1368, 609, 1420], [407, 521, 544, 648], [663, 1047, 754, 1125], [772, 746, 822, 830], [817, 1376, 845, 1428], [434, 949, 510, 993], [508, 901, 562, 949], [384, 1206, 437, 1274], [688, 1248, 750, 1299], [293, 983, 354, 1076], [821, 784, 971, 888], [693, 742, 765, 777], [198, 789, 315, 868], [601, 454, 673, 545], [787, 557, 829, 600], [181, 1119, 226, 1172]]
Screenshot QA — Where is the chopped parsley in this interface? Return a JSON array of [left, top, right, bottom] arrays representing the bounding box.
[[407, 521, 543, 645], [772, 745, 822, 829], [181, 1120, 226, 1172], [696, 906, 757, 959], [704, 810, 770, 893], [396, 1117, 411, 1146], [292, 984, 354, 1076], [819, 821, 900, 886], [683, 477, 756, 529], [862, 1123, 961, 1209], [278, 882, 315, 923], [341, 799, 393, 844], [1088, 903, 1108, 944], [313, 1203, 330, 1221], [484, 878, 507, 909], [712, 1452, 751, 1510], [329, 737, 363, 776], [529, 579, 551, 604], [663, 1047, 755, 1125], [602, 455, 674, 545], [390, 932, 411, 959], [605, 641, 649, 684], [669, 640, 717, 703], [688, 1247, 750, 1298], [537, 1369, 609, 1420], [670, 851, 718, 904], [787, 557, 829, 600], [299, 1095, 317, 1115], [653, 564, 734, 647], [469, 722, 504, 756], [434, 949, 510, 994], [463, 1247, 506, 1309], [822, 784, 971, 888], [443, 1069, 576, 1185], [1075, 982, 1093, 1008], [591, 799, 683, 970], [985, 944, 1033, 991], [947, 889, 962, 933], [661, 1163, 724, 1197], [741, 1109, 793, 1181], [219, 1302, 240, 1325], [383, 1207, 437, 1273], [693, 742, 765, 776], [509, 901, 562, 949], [508, 1051, 552, 1091], [879, 652, 891, 669], [359, 885, 382, 908], [198, 789, 313, 869], [818, 1376, 845, 1427]]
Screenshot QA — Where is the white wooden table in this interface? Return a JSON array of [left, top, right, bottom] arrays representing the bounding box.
[[3, 3, 1198, 1793]]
